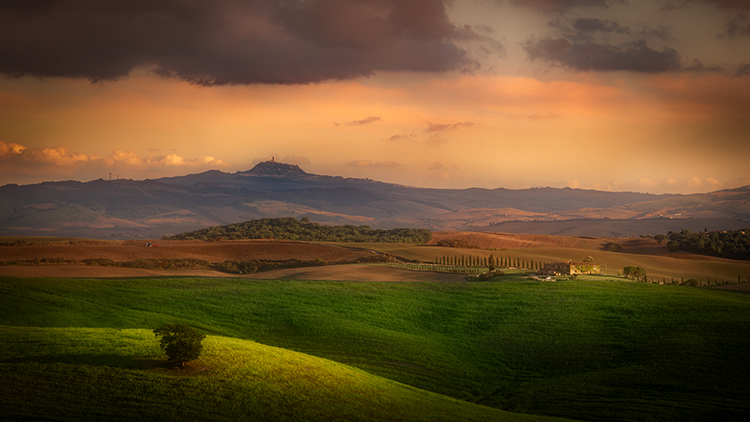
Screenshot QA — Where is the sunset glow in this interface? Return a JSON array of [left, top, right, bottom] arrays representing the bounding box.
[[2, 0, 749, 194]]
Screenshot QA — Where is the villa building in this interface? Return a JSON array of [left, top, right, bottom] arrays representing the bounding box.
[[541, 261, 600, 276]]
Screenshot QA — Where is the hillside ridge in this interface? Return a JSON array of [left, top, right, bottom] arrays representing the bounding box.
[[241, 160, 308, 178], [1, 162, 748, 239]]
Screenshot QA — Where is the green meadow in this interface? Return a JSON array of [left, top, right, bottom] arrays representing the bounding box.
[[2, 275, 750, 421]]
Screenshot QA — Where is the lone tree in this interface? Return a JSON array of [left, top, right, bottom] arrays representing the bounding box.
[[603, 242, 623, 252], [153, 323, 206, 367], [622, 266, 647, 282]]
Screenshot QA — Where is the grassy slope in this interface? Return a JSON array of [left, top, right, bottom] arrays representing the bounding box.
[[2, 276, 750, 421], [1, 326, 545, 422]]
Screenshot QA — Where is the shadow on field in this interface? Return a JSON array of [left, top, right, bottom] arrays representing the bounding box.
[[1, 353, 210, 374], [129, 359, 211, 375], [2, 352, 139, 367]]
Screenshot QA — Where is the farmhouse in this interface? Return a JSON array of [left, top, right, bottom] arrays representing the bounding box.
[[541, 261, 600, 276]]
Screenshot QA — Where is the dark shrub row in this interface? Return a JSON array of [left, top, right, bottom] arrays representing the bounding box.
[[164, 217, 432, 243]]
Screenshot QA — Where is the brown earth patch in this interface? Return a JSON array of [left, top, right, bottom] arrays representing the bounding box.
[[430, 231, 616, 250], [0, 239, 377, 263], [0, 266, 228, 278], [428, 231, 732, 261]]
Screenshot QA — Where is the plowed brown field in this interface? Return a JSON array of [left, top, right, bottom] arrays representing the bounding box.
[[0, 239, 377, 263], [429, 231, 669, 255]]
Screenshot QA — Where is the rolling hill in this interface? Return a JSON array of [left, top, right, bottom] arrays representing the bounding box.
[[1, 161, 748, 239], [2, 277, 749, 421]]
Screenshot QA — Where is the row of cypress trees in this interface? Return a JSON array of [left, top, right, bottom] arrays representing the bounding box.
[[435, 254, 548, 270]]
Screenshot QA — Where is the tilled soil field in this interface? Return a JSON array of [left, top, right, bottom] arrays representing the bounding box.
[[429, 231, 607, 250], [0, 239, 379, 263], [429, 231, 673, 256]]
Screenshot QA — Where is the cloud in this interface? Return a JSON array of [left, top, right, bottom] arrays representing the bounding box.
[[348, 160, 400, 168], [0, 141, 229, 182], [683, 59, 724, 73], [142, 154, 227, 167], [387, 133, 417, 142], [523, 37, 683, 73], [425, 121, 475, 132], [426, 134, 448, 146], [550, 16, 674, 43], [105, 150, 142, 167], [347, 116, 382, 126], [0, 141, 27, 156], [736, 63, 750, 76], [572, 176, 729, 194], [0, 0, 477, 85], [427, 162, 454, 181], [661, 0, 750, 11], [719, 13, 750, 37], [0, 141, 94, 170], [703, 0, 750, 9], [511, 0, 624, 13], [572, 18, 631, 34]]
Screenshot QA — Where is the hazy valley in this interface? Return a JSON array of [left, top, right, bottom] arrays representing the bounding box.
[[2, 161, 748, 240]]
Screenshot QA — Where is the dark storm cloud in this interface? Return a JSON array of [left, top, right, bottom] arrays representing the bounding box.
[[523, 37, 683, 73], [684, 59, 724, 72], [661, 0, 750, 11], [736, 63, 750, 76], [549, 17, 674, 44], [0, 0, 478, 85], [720, 13, 750, 36], [707, 0, 750, 8], [573, 18, 631, 34], [511, 0, 624, 13]]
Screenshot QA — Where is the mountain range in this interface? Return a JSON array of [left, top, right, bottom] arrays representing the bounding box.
[[2, 161, 749, 239]]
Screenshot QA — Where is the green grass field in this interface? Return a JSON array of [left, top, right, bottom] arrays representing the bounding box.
[[2, 275, 750, 421], [1, 326, 548, 422]]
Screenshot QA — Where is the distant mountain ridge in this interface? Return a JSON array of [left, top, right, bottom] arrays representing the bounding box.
[[1, 161, 748, 239]]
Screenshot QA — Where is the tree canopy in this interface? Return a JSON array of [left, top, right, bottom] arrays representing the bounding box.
[[153, 323, 206, 367], [665, 229, 750, 261], [164, 217, 432, 243], [622, 266, 647, 281]]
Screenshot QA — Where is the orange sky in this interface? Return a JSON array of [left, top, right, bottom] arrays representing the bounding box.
[[1, 1, 749, 194]]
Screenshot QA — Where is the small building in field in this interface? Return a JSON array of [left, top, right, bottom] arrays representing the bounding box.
[[541, 261, 600, 276]]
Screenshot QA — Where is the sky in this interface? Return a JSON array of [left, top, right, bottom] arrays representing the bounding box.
[[1, 0, 749, 194]]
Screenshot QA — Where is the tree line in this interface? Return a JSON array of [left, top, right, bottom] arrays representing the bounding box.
[[434, 254, 549, 271], [164, 217, 433, 243], [664, 229, 750, 261]]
